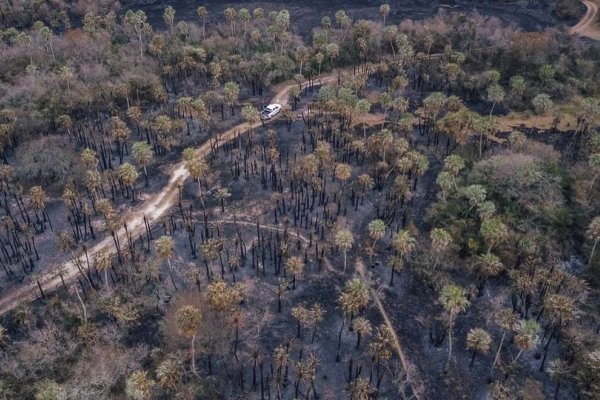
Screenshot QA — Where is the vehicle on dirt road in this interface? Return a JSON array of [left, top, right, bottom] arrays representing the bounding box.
[[260, 103, 282, 119]]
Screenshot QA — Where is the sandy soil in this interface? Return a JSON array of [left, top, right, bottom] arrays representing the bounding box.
[[495, 111, 578, 132], [571, 0, 600, 40]]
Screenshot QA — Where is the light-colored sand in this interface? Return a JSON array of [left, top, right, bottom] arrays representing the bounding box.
[[571, 0, 600, 41]]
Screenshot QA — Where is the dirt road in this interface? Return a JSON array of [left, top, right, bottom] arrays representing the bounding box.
[[571, 0, 600, 40], [0, 72, 344, 315], [2, 0, 597, 315], [355, 258, 424, 400]]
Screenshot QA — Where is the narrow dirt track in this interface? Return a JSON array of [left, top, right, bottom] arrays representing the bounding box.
[[571, 0, 600, 40], [0, 4, 597, 390], [4, 1, 598, 314], [0, 71, 339, 315], [214, 221, 423, 397], [355, 258, 423, 399]]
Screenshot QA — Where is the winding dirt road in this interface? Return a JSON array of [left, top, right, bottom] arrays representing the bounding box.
[[0, 71, 340, 315], [571, 0, 600, 40], [0, 5, 596, 394], [1, 0, 597, 316]]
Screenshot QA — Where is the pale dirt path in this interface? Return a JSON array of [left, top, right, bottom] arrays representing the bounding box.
[[571, 0, 600, 40], [6, 1, 597, 314], [355, 258, 424, 400], [0, 71, 343, 315]]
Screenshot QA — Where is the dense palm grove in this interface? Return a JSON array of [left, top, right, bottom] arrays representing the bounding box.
[[0, 0, 600, 398]]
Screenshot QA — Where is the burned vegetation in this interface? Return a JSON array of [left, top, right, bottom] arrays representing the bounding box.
[[0, 0, 599, 399]]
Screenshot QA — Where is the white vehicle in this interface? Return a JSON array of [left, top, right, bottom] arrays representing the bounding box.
[[260, 103, 282, 119]]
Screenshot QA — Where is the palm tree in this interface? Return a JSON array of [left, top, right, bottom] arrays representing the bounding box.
[[295, 45, 310, 75], [118, 162, 139, 201], [126, 371, 155, 400], [131, 141, 153, 187], [466, 327, 492, 367], [531, 93, 553, 133], [367, 219, 386, 263], [58, 115, 73, 139], [29, 185, 49, 231], [464, 184, 487, 216], [94, 249, 112, 291], [475, 253, 504, 286], [379, 3, 390, 27], [201, 238, 222, 280], [224, 7, 237, 36], [241, 104, 259, 136], [513, 319, 540, 363], [436, 171, 453, 202], [354, 99, 371, 139], [16, 31, 33, 65], [337, 279, 369, 361], [586, 216, 600, 268], [430, 227, 452, 271], [508, 130, 526, 151], [0, 324, 9, 347], [214, 187, 231, 212], [110, 116, 131, 163], [276, 278, 287, 313], [124, 10, 152, 58], [315, 52, 325, 77], [238, 8, 250, 37], [223, 81, 240, 115], [288, 85, 301, 111], [443, 154, 465, 189], [175, 305, 202, 374], [39, 26, 55, 62], [163, 6, 176, 32], [80, 147, 97, 170], [335, 163, 352, 195], [156, 236, 177, 291], [291, 305, 309, 339], [439, 283, 471, 372], [352, 316, 372, 349], [310, 303, 326, 343], [348, 377, 375, 400], [490, 308, 517, 378], [390, 230, 415, 285], [273, 344, 289, 396], [197, 6, 208, 38], [486, 83, 505, 117], [285, 256, 304, 289], [547, 358, 570, 398], [335, 229, 354, 272], [509, 75, 526, 99], [156, 358, 182, 392], [589, 153, 600, 191], [183, 148, 209, 205], [480, 217, 508, 254], [60, 65, 74, 97]]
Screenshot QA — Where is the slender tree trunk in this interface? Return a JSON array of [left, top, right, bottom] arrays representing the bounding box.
[[470, 350, 477, 367], [489, 330, 506, 379], [589, 239, 598, 268], [513, 348, 524, 363], [191, 334, 197, 374], [444, 320, 454, 372], [75, 287, 87, 323], [336, 318, 345, 362]]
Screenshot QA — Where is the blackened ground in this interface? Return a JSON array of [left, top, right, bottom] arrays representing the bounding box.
[[123, 0, 575, 37]]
